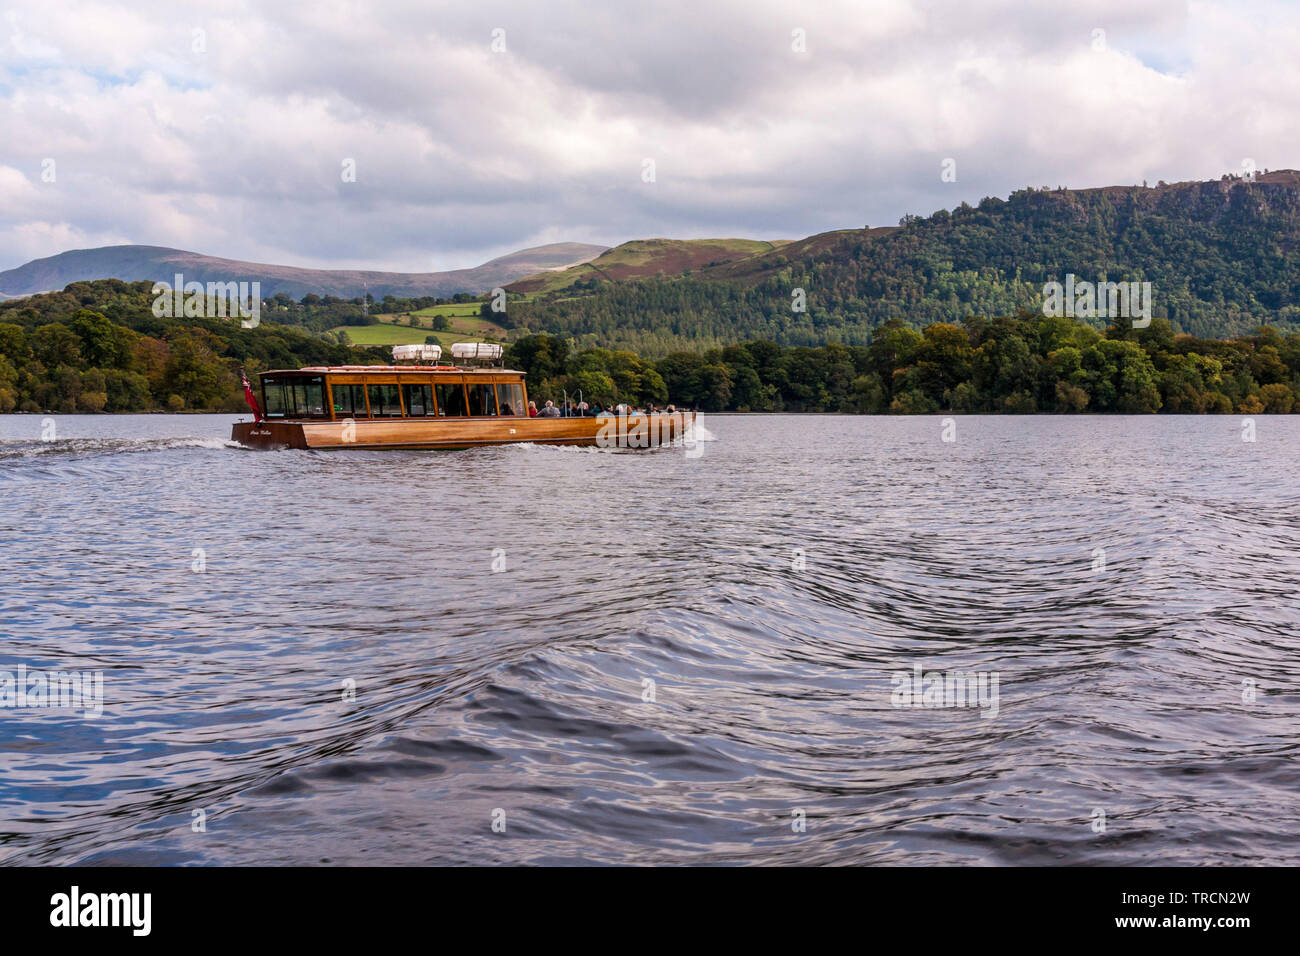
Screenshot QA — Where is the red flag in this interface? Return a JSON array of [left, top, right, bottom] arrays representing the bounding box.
[[240, 369, 263, 422]]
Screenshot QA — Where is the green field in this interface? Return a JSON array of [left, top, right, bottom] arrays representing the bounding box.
[[331, 305, 511, 347], [329, 323, 436, 346], [386, 307, 508, 334], [409, 302, 488, 319], [408, 312, 508, 335]]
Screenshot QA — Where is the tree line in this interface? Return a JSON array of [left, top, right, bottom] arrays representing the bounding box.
[[2, 279, 1298, 414], [511, 313, 1300, 414], [0, 280, 387, 412]]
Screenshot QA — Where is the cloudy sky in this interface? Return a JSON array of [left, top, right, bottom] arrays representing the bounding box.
[[2, 0, 1298, 272]]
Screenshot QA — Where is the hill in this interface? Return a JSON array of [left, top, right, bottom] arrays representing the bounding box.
[[0, 242, 607, 300], [506, 237, 788, 294], [506, 171, 1300, 354]]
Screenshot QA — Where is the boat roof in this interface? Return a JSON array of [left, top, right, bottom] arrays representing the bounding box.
[[264, 366, 526, 375]]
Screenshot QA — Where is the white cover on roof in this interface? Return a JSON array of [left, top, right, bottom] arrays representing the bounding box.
[[391, 344, 443, 362], [450, 342, 504, 361]]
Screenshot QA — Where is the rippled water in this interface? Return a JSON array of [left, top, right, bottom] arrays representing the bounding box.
[[1, 413, 1298, 866]]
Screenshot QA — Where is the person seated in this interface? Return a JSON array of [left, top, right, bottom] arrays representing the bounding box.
[[527, 401, 538, 417], [538, 400, 561, 418]]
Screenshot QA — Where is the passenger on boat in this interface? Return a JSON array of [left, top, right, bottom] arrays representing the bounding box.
[[538, 400, 561, 418], [527, 401, 538, 417]]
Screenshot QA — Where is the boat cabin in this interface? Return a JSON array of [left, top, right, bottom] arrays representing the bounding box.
[[259, 366, 530, 421]]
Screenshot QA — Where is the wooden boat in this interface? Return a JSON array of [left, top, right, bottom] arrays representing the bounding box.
[[230, 347, 695, 451]]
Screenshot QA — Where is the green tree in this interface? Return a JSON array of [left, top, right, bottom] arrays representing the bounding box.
[[164, 329, 232, 409]]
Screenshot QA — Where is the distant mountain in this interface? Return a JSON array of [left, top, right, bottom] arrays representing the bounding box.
[[0, 242, 608, 300], [509, 170, 1300, 353]]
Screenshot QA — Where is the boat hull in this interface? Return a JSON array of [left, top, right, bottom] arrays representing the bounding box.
[[231, 412, 695, 451]]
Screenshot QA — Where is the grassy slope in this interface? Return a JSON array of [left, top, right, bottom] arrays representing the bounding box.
[[329, 323, 437, 346], [506, 237, 789, 294]]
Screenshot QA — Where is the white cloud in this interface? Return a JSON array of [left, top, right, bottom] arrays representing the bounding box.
[[0, 0, 1297, 272]]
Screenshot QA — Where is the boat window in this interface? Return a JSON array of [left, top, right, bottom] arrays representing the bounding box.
[[332, 383, 366, 418], [467, 383, 497, 416], [403, 383, 434, 417], [263, 378, 287, 418], [265, 376, 327, 419], [291, 378, 327, 418], [435, 383, 467, 417], [367, 383, 403, 417], [495, 383, 525, 417]]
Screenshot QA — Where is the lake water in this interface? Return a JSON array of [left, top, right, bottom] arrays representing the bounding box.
[[1, 413, 1298, 865]]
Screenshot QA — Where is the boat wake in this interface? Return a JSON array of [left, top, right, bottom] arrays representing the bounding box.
[[683, 419, 717, 443], [0, 437, 240, 483], [0, 436, 236, 461]]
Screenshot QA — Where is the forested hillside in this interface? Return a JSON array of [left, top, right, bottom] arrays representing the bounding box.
[[508, 171, 1300, 354]]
